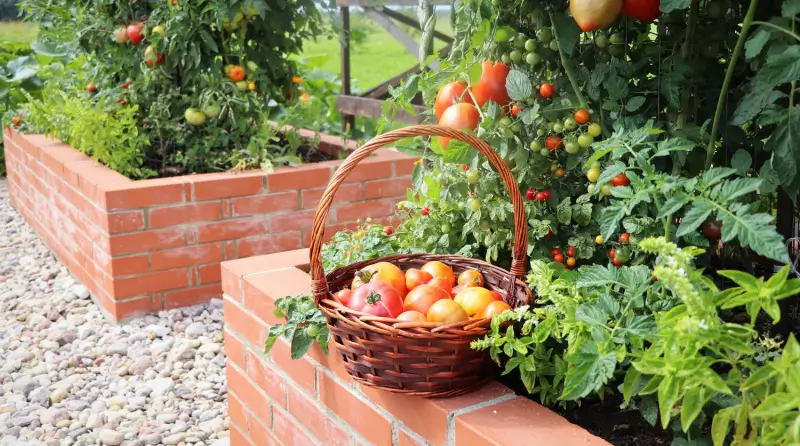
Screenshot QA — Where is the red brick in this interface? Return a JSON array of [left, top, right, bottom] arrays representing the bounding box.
[[164, 284, 221, 309], [236, 232, 302, 258], [269, 210, 316, 232], [38, 143, 90, 175], [395, 157, 418, 175], [364, 177, 410, 199], [109, 228, 186, 256], [224, 328, 247, 370], [228, 362, 272, 425], [151, 244, 223, 271], [108, 254, 149, 277], [267, 165, 331, 192], [232, 191, 299, 216], [198, 263, 222, 284], [16, 133, 60, 158], [196, 218, 267, 243], [249, 416, 280, 446], [343, 158, 392, 183], [113, 296, 155, 320], [334, 199, 396, 222], [104, 179, 184, 211], [270, 339, 317, 394], [224, 296, 269, 347], [230, 423, 253, 446], [318, 372, 392, 445], [398, 430, 423, 446], [287, 386, 351, 446], [454, 397, 610, 446], [149, 202, 222, 228], [112, 269, 189, 298], [246, 350, 287, 408], [273, 404, 319, 446], [229, 392, 249, 433], [301, 183, 362, 209], [302, 224, 347, 248], [192, 173, 264, 200], [107, 210, 145, 233], [242, 280, 281, 327]]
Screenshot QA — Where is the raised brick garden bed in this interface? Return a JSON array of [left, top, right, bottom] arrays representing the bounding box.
[[221, 249, 610, 446], [3, 127, 414, 320]]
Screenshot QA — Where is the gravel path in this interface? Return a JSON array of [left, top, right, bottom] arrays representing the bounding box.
[[0, 179, 230, 446]]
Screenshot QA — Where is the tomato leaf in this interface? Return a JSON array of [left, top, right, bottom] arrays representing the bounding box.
[[769, 110, 800, 190], [597, 161, 627, 186], [551, 11, 581, 55], [560, 342, 617, 401], [600, 201, 628, 243], [660, 0, 691, 12], [441, 141, 478, 165], [493, 25, 515, 42], [625, 96, 646, 112], [745, 29, 772, 60], [676, 201, 713, 237], [717, 202, 790, 263], [731, 81, 785, 125], [556, 197, 572, 225], [506, 69, 532, 101], [730, 149, 753, 176], [657, 193, 689, 220], [759, 45, 800, 85], [575, 303, 607, 326], [639, 396, 659, 427], [784, 0, 800, 16], [652, 137, 696, 158]]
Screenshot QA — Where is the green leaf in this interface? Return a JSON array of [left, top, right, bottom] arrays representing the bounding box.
[[759, 163, 781, 194], [676, 201, 713, 237], [745, 29, 771, 60], [625, 96, 646, 112], [717, 269, 760, 290], [576, 303, 607, 326], [622, 367, 641, 403], [290, 331, 315, 359], [701, 167, 737, 188], [551, 11, 581, 55], [560, 342, 617, 401], [640, 396, 659, 427], [711, 406, 736, 446], [442, 141, 478, 165], [716, 178, 761, 202], [784, 0, 800, 16], [717, 203, 791, 263], [661, 62, 689, 107], [605, 74, 629, 101], [600, 201, 628, 243], [493, 26, 515, 42], [519, 102, 539, 125], [576, 265, 618, 287], [658, 375, 680, 429], [741, 366, 776, 390], [506, 70, 532, 101], [597, 161, 627, 186], [769, 111, 800, 188], [731, 81, 784, 125], [759, 45, 800, 85], [730, 150, 752, 176], [557, 198, 572, 225], [411, 162, 425, 193], [681, 387, 707, 432], [751, 393, 798, 417], [657, 193, 690, 220]]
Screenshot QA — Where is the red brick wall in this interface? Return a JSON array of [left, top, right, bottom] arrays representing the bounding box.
[[221, 250, 611, 446], [3, 127, 414, 320]]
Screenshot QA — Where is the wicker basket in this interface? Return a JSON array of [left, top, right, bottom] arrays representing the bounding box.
[[309, 125, 532, 398]]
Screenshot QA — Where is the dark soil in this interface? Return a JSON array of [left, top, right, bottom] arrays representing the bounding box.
[[145, 134, 337, 178]]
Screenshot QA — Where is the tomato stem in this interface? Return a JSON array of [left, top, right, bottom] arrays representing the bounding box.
[[676, 0, 700, 132], [704, 0, 759, 171], [548, 11, 587, 109]]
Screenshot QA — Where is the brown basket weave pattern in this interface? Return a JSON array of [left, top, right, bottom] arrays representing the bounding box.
[[308, 125, 532, 398]]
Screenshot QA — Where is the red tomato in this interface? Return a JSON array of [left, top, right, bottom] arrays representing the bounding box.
[[438, 103, 481, 149], [545, 136, 563, 151], [10, 116, 20, 126], [86, 83, 97, 93], [703, 220, 723, 241], [403, 285, 450, 315], [570, 0, 623, 32], [567, 246, 575, 257], [611, 173, 629, 187], [551, 248, 562, 257], [457, 269, 485, 287], [434, 82, 467, 120], [613, 258, 623, 267], [489, 290, 503, 301], [574, 109, 590, 124], [384, 227, 394, 236], [472, 61, 511, 108], [540, 83, 555, 98], [480, 301, 512, 319], [622, 0, 661, 22], [421, 207, 430, 216], [405, 268, 433, 291], [610, 249, 616, 258], [541, 190, 551, 200], [352, 262, 407, 298], [620, 233, 630, 244], [144, 45, 164, 67], [555, 168, 566, 177], [535, 192, 546, 201], [427, 299, 469, 323], [348, 282, 404, 318], [396, 311, 426, 323], [454, 287, 495, 318], [228, 65, 246, 83], [333, 289, 352, 306], [421, 261, 455, 286], [553, 253, 565, 263], [427, 277, 453, 295], [511, 104, 523, 117], [126, 23, 145, 45], [526, 189, 536, 200]]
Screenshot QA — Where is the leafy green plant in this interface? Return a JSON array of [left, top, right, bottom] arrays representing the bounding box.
[[322, 219, 404, 273], [264, 294, 329, 360]]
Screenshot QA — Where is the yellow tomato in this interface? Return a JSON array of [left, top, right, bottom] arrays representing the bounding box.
[[454, 287, 495, 318]]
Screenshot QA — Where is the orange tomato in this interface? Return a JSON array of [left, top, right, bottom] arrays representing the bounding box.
[[457, 269, 485, 287], [480, 301, 512, 319], [421, 261, 455, 286], [454, 287, 495, 318], [405, 268, 433, 291], [450, 284, 466, 298], [228, 65, 246, 82], [574, 109, 590, 125], [489, 290, 503, 301], [570, 0, 622, 32], [472, 61, 510, 108], [438, 103, 480, 150], [427, 277, 453, 295], [396, 311, 426, 322], [403, 285, 450, 315], [353, 262, 407, 298], [434, 82, 467, 120], [427, 299, 469, 323]]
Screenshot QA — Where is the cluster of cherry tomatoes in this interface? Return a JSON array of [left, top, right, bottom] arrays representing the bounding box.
[[333, 261, 512, 325], [608, 233, 631, 266], [551, 246, 577, 268]]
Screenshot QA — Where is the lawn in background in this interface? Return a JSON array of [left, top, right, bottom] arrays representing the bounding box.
[[0, 21, 36, 43]]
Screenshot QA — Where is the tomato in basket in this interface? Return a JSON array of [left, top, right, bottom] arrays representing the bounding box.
[[348, 282, 404, 318], [352, 262, 407, 298]]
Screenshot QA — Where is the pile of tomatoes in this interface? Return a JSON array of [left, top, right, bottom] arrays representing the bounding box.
[[333, 260, 512, 325]]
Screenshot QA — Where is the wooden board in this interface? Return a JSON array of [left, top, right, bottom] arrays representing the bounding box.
[[336, 95, 427, 123]]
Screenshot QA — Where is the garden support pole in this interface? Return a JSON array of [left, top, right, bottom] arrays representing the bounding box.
[[341, 6, 355, 133]]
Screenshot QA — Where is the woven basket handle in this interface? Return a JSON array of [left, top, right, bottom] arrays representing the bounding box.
[[309, 125, 529, 302]]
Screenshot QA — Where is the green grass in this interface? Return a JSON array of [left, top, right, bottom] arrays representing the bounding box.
[[0, 21, 37, 43], [301, 12, 452, 91]]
